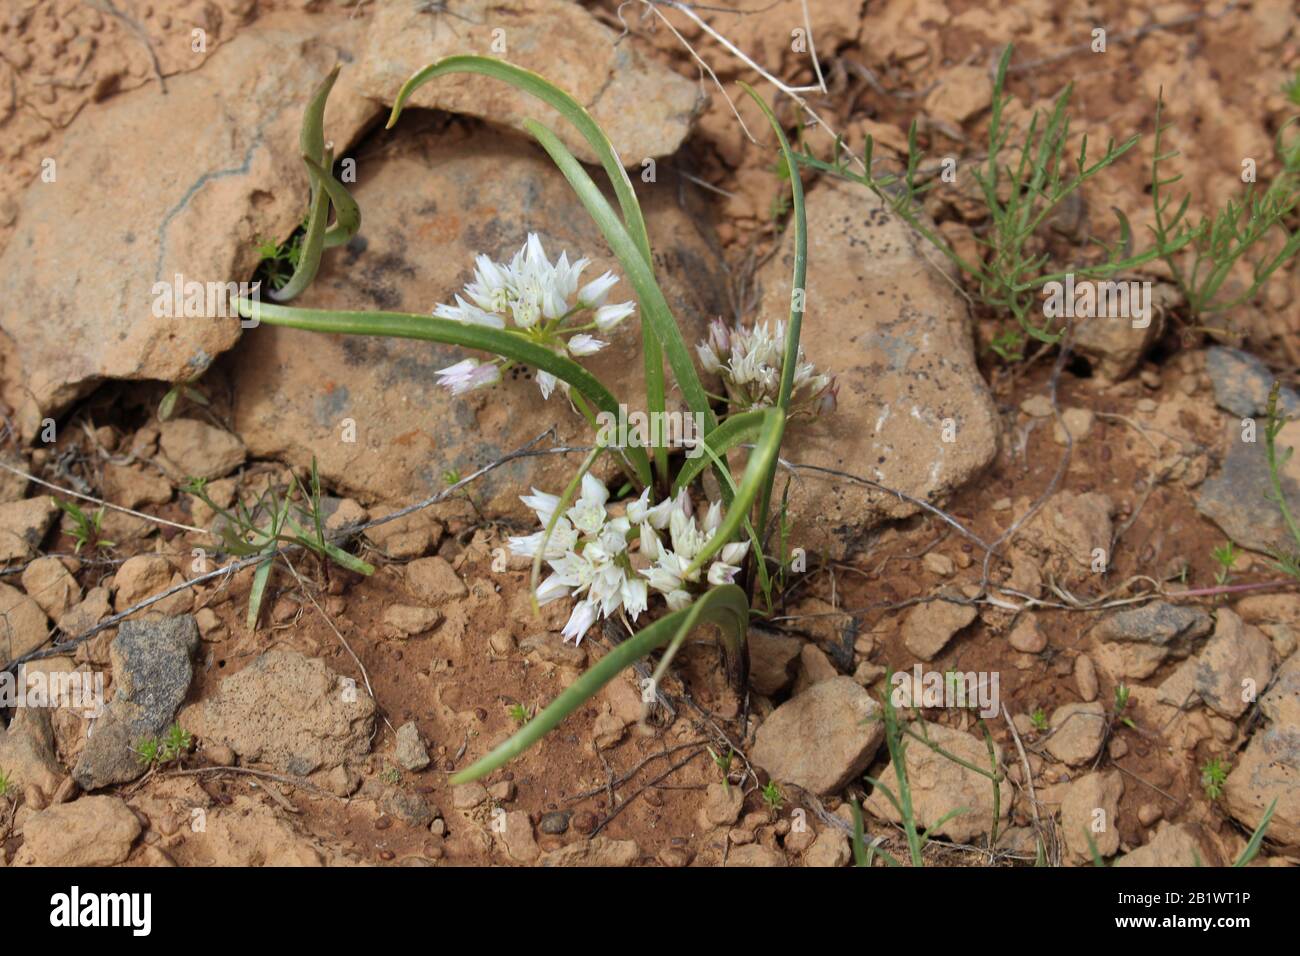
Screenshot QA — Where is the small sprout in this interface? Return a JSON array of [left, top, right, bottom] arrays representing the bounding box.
[[1201, 757, 1229, 801], [442, 468, 462, 486], [1284, 71, 1300, 106], [1113, 684, 1135, 729], [160, 723, 193, 762], [508, 703, 531, 726], [708, 745, 735, 792], [52, 498, 114, 553], [761, 780, 784, 811], [0, 767, 10, 799], [1211, 540, 1240, 587], [134, 736, 163, 768], [381, 765, 402, 786], [1030, 708, 1049, 732], [987, 327, 1025, 363]]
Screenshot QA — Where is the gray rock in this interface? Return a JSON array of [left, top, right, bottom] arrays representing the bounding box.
[[73, 615, 200, 790], [539, 811, 571, 835], [1197, 420, 1300, 554], [394, 721, 430, 771], [1090, 602, 1212, 652], [1192, 610, 1275, 719], [1205, 346, 1300, 418]]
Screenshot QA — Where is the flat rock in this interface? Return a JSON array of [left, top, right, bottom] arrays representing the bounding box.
[[1224, 655, 1300, 844], [74, 615, 199, 790], [902, 599, 978, 660], [1193, 609, 1275, 719], [865, 722, 1010, 842], [747, 628, 802, 696], [751, 676, 883, 795], [724, 844, 787, 867], [229, 127, 723, 514], [0, 497, 57, 562], [1091, 602, 1213, 650], [405, 557, 468, 606], [1114, 822, 1215, 867], [179, 648, 375, 776], [541, 837, 639, 867], [1205, 346, 1300, 418], [1060, 770, 1124, 862], [1198, 420, 1300, 554], [394, 721, 430, 771], [0, 14, 380, 429], [20, 556, 80, 621], [0, 580, 49, 664], [0, 708, 62, 795], [15, 795, 141, 866], [156, 419, 246, 481], [1045, 701, 1107, 766], [754, 177, 998, 558], [356, 0, 700, 166]]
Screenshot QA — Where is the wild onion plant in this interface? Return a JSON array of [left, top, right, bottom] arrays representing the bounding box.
[[238, 58, 820, 783]]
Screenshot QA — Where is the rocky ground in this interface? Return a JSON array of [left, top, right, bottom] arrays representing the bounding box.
[[0, 0, 1297, 867]]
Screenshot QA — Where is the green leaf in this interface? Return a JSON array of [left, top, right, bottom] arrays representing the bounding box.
[[671, 408, 770, 495], [236, 299, 652, 486], [387, 55, 669, 480], [451, 585, 749, 783], [682, 407, 785, 578], [737, 84, 806, 537], [1234, 798, 1277, 867], [246, 554, 274, 631], [302, 153, 360, 250], [522, 119, 714, 432]]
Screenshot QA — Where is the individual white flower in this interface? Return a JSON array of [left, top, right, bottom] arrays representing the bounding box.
[[567, 474, 611, 535], [707, 560, 741, 586], [720, 542, 749, 565], [594, 301, 635, 331], [536, 370, 558, 400], [435, 358, 501, 395], [561, 599, 599, 644], [578, 271, 619, 307], [507, 517, 578, 559], [567, 334, 607, 357], [433, 294, 505, 329], [520, 488, 562, 526], [536, 574, 573, 606]]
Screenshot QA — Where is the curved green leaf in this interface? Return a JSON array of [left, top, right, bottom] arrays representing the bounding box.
[[302, 154, 360, 250], [523, 119, 714, 432], [671, 409, 769, 496], [683, 407, 785, 578], [739, 83, 806, 536], [451, 585, 749, 783], [236, 299, 652, 485], [387, 55, 669, 479]]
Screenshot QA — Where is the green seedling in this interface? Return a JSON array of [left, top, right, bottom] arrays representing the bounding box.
[[1113, 684, 1135, 729], [1200, 757, 1229, 801], [161, 722, 192, 762], [1030, 708, 1049, 732], [0, 767, 11, 799], [507, 703, 531, 726], [158, 379, 210, 422], [1211, 540, 1240, 587], [761, 779, 784, 811], [51, 497, 114, 553]]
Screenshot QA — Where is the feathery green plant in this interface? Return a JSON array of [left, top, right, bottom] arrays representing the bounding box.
[[795, 45, 1192, 343], [238, 60, 807, 783]]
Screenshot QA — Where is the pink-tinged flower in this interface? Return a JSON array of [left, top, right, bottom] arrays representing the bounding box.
[[816, 377, 840, 415], [707, 561, 741, 586], [561, 599, 599, 644], [435, 359, 501, 395]]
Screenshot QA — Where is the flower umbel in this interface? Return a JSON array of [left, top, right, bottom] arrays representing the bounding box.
[[433, 234, 636, 399], [697, 318, 836, 414], [508, 478, 747, 644]]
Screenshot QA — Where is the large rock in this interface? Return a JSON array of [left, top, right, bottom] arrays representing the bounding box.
[[1198, 420, 1300, 555], [229, 127, 725, 512], [356, 0, 700, 166], [1090, 600, 1212, 683], [1113, 822, 1215, 868], [1192, 610, 1275, 719], [179, 648, 375, 776], [73, 616, 200, 790], [864, 722, 1010, 842], [754, 176, 998, 558], [15, 795, 141, 866], [0, 13, 381, 429], [0, 708, 63, 796], [751, 676, 883, 795], [1059, 770, 1124, 863], [0, 580, 49, 664], [1205, 346, 1300, 418], [1224, 654, 1300, 844], [1045, 701, 1107, 766], [0, 497, 58, 562]]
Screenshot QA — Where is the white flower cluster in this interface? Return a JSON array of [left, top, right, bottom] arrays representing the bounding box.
[[433, 234, 636, 400], [508, 475, 748, 645], [697, 318, 837, 414]]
